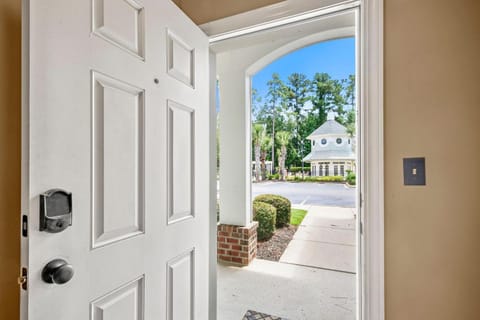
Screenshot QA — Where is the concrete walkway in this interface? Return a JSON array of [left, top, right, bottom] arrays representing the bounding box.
[[218, 259, 356, 320], [280, 206, 357, 273]]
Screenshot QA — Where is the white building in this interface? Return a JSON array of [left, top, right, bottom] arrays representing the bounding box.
[[303, 112, 356, 177], [251, 160, 273, 178]]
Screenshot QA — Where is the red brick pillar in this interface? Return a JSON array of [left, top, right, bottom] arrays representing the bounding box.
[[217, 221, 258, 266]]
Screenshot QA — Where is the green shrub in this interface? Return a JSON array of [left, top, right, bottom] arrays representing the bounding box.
[[252, 201, 276, 240], [288, 166, 311, 174], [286, 175, 345, 183], [346, 171, 356, 185], [254, 194, 291, 227], [286, 176, 302, 182], [267, 173, 280, 180], [304, 176, 345, 183]]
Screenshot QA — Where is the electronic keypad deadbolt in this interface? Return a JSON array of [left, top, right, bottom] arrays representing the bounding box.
[[39, 189, 72, 233]]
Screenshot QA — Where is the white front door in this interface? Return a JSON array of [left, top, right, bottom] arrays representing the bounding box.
[[22, 0, 210, 319]]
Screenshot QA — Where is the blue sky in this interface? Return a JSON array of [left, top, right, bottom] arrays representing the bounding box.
[[252, 37, 355, 99]]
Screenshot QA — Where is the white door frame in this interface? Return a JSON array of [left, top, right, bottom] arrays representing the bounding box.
[[205, 1, 384, 319]]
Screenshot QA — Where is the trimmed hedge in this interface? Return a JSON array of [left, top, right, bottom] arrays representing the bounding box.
[[287, 175, 345, 183], [254, 194, 291, 227], [253, 201, 276, 240], [267, 173, 280, 180], [288, 166, 311, 173]]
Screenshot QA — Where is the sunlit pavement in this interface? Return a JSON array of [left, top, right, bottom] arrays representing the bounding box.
[[217, 259, 355, 320], [280, 205, 357, 273]]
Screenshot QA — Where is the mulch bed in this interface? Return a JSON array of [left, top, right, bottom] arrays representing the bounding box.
[[257, 225, 298, 261]]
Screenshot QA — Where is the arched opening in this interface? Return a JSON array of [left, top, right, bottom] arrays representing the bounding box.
[[214, 9, 360, 319]]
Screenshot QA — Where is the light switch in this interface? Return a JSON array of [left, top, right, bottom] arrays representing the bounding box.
[[403, 157, 426, 186]]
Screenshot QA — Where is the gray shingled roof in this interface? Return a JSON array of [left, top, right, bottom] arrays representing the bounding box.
[[307, 120, 348, 138], [303, 141, 355, 161]]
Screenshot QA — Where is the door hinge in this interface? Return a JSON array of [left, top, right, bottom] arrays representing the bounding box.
[[18, 267, 28, 291], [22, 215, 28, 237]]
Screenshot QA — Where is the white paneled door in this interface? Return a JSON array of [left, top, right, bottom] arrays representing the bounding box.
[[22, 0, 210, 319]]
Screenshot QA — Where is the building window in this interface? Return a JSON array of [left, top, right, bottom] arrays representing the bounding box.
[[319, 164, 323, 176], [325, 164, 329, 176], [334, 165, 338, 176], [312, 140, 316, 146], [321, 138, 327, 145], [340, 165, 345, 176], [336, 138, 342, 144]]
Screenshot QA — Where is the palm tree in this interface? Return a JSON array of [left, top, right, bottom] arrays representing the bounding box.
[[276, 131, 291, 181], [260, 136, 272, 180], [252, 123, 266, 182]]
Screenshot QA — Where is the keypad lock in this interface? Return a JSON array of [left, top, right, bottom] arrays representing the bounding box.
[[40, 189, 72, 233]]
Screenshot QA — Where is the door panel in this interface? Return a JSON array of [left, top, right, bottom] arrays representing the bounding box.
[[91, 276, 145, 320], [92, 0, 145, 59], [167, 31, 195, 88], [91, 71, 145, 249], [167, 249, 195, 320], [167, 100, 194, 224], [23, 0, 210, 319]]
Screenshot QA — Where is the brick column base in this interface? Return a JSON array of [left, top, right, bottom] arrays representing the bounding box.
[[217, 222, 258, 266]]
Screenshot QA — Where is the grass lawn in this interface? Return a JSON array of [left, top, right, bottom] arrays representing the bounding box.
[[290, 208, 308, 226]]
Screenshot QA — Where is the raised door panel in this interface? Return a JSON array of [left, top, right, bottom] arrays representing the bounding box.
[[91, 71, 145, 248], [92, 0, 145, 59], [167, 31, 195, 88], [91, 276, 145, 320], [167, 100, 194, 224], [167, 250, 195, 320]]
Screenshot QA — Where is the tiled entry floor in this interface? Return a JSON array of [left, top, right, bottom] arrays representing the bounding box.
[[218, 259, 355, 320]]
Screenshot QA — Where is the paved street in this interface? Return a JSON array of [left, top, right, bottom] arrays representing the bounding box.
[[252, 181, 356, 207]]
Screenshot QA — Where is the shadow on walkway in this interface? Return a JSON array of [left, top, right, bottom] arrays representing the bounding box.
[[218, 259, 355, 320]]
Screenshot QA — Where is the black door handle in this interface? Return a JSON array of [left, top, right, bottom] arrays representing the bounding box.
[[41, 259, 74, 284]]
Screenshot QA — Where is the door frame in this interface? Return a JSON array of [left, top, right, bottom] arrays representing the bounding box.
[[205, 1, 384, 319]]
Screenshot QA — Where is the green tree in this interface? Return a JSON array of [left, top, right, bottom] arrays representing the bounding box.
[[251, 88, 263, 120], [276, 131, 291, 181], [260, 135, 272, 180], [252, 72, 355, 171], [343, 74, 356, 136], [252, 123, 266, 182], [255, 73, 288, 171], [310, 72, 346, 127], [284, 73, 311, 167]]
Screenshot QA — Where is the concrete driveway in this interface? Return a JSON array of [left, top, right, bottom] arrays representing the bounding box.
[[252, 181, 355, 207]]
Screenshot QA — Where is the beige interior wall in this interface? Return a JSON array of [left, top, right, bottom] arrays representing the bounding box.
[[0, 0, 21, 319], [384, 1, 480, 319], [172, 0, 284, 25]]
